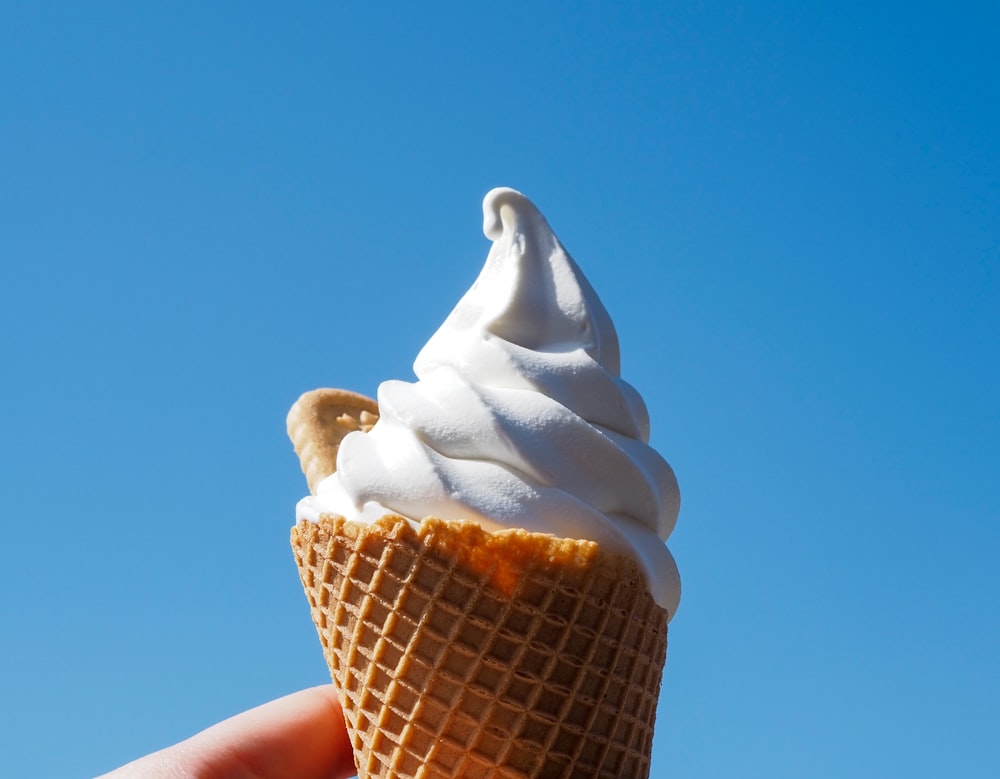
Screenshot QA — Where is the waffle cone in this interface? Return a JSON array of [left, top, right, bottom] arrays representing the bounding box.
[[291, 514, 668, 779]]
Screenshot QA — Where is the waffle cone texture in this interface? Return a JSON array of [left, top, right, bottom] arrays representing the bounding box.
[[291, 514, 668, 779]]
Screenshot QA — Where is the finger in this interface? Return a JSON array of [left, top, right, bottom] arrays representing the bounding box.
[[100, 685, 355, 779]]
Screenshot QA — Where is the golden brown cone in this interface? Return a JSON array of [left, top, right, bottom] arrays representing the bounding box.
[[287, 388, 379, 493], [291, 515, 668, 779]]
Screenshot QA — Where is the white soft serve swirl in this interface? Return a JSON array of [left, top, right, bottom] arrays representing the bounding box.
[[297, 187, 681, 617]]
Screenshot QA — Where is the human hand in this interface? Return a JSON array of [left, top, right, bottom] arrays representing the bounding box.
[[98, 685, 355, 779]]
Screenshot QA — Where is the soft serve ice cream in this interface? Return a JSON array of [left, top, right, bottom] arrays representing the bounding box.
[[297, 187, 680, 617]]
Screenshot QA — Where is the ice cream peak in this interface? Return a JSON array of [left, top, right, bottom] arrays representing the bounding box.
[[296, 187, 681, 616]]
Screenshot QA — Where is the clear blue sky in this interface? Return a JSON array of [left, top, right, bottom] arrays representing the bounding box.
[[2, 2, 997, 777]]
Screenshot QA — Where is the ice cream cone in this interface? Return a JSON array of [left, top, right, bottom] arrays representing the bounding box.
[[291, 514, 668, 779], [288, 188, 683, 776]]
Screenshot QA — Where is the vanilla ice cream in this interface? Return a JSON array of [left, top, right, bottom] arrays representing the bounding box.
[[297, 187, 681, 616]]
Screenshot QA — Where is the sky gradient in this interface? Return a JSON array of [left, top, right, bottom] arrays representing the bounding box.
[[2, 3, 998, 777]]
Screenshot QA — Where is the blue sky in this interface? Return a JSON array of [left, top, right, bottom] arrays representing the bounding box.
[[2, 2, 997, 777]]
